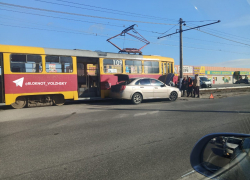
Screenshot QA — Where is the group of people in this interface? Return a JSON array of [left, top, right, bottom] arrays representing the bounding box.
[[181, 74, 200, 98]]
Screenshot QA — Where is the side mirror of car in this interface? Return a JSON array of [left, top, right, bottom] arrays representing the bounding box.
[[190, 133, 250, 180], [161, 84, 166, 87]]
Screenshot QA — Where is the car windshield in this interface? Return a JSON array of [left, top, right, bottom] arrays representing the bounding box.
[[200, 77, 209, 81]]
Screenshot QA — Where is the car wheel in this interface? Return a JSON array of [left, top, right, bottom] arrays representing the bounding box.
[[131, 93, 142, 104], [169, 91, 178, 101]]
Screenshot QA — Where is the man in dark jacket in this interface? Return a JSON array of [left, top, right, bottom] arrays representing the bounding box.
[[181, 77, 187, 97], [187, 76, 193, 97]]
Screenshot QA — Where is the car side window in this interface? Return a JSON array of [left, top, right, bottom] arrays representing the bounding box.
[[138, 79, 151, 85], [150, 79, 164, 86], [135, 80, 140, 85]]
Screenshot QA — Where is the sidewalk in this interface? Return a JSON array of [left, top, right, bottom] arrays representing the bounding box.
[[179, 88, 250, 100]]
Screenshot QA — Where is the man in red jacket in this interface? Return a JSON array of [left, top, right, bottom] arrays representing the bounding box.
[[187, 76, 193, 97]]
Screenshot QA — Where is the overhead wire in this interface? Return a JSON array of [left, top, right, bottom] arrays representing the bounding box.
[[185, 25, 250, 47], [159, 24, 178, 35], [1, 22, 250, 55], [54, 0, 176, 22], [188, 22, 250, 42], [4, 2, 248, 40], [0, 8, 124, 28], [0, 7, 172, 35], [3, 14, 249, 49], [0, 23, 109, 37], [0, 7, 167, 35], [0, 2, 178, 26], [0, 8, 250, 50], [168, 36, 250, 48], [185, 20, 219, 22], [1, 2, 250, 54], [152, 41, 250, 55], [33, 0, 176, 21]]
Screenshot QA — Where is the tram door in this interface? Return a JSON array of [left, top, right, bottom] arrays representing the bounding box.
[[162, 62, 167, 75], [162, 62, 171, 75], [77, 57, 100, 98], [0, 53, 4, 103]]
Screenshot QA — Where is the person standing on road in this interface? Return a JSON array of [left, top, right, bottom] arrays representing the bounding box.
[[193, 74, 200, 98], [187, 76, 193, 97], [181, 76, 188, 97]]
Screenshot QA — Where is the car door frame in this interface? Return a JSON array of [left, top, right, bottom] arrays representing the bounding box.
[[150, 79, 169, 98], [0, 53, 4, 103], [137, 78, 154, 99]]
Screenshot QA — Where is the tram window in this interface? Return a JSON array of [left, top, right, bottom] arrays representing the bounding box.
[[10, 54, 42, 73], [125, 60, 142, 74], [103, 59, 123, 73], [144, 61, 159, 74], [46, 56, 73, 73]]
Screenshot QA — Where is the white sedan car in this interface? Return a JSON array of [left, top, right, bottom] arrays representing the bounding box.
[[110, 78, 181, 104]]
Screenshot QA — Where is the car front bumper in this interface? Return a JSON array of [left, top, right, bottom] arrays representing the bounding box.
[[202, 84, 212, 88]]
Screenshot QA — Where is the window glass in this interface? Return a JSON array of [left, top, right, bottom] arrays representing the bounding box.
[[103, 59, 123, 73], [46, 56, 73, 73], [123, 78, 137, 85], [125, 60, 142, 74], [87, 64, 98, 75], [162, 63, 166, 74], [150, 79, 164, 86], [10, 54, 42, 73], [135, 80, 140, 85], [138, 79, 151, 85], [61, 56, 73, 73], [0, 56, 2, 74], [144, 61, 151, 66], [144, 61, 159, 74], [200, 77, 209, 81]]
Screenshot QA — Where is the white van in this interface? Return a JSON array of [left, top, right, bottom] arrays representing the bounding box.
[[191, 76, 212, 88]]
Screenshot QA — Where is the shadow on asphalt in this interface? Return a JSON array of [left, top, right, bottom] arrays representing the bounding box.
[[64, 98, 172, 106], [86, 107, 250, 114], [0, 99, 172, 110], [0, 105, 12, 111]]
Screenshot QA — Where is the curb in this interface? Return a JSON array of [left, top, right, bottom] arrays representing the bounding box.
[[200, 86, 250, 91]]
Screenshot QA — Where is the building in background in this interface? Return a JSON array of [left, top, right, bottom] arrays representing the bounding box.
[[175, 65, 250, 84]]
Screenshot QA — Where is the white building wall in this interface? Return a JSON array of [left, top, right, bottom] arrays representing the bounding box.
[[211, 76, 233, 84]]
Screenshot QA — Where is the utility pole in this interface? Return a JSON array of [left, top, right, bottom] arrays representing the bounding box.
[[158, 19, 220, 90], [179, 18, 183, 89]]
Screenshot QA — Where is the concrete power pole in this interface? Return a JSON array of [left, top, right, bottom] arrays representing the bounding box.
[[157, 19, 220, 90], [179, 18, 183, 89]]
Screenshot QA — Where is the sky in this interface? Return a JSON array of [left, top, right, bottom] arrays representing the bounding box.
[[0, 0, 250, 68]]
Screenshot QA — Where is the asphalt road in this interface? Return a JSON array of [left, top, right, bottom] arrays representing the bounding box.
[[1, 95, 250, 180]]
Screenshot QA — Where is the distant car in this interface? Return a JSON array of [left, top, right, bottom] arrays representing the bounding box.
[[210, 137, 216, 144], [223, 137, 243, 157], [110, 78, 181, 104], [191, 76, 212, 88], [235, 79, 250, 84]]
